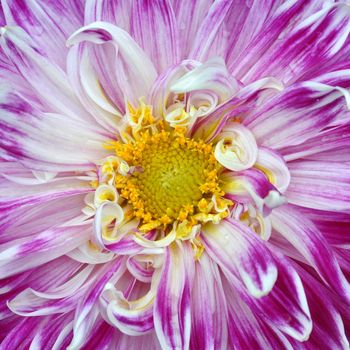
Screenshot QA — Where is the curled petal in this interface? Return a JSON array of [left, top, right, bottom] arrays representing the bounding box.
[[214, 122, 258, 171], [170, 57, 236, 102], [102, 277, 158, 336], [68, 258, 126, 349], [93, 202, 124, 249], [126, 255, 155, 283], [256, 147, 290, 193], [192, 76, 283, 143], [94, 184, 119, 208], [221, 168, 284, 215], [67, 21, 157, 104], [133, 229, 176, 249], [67, 242, 115, 264], [67, 45, 123, 133]]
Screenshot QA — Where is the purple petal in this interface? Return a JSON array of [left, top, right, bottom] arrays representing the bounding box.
[[2, 0, 83, 69], [202, 219, 278, 298], [190, 253, 228, 349], [244, 78, 350, 149], [0, 225, 90, 278], [286, 160, 350, 211], [244, 252, 312, 341], [131, 0, 179, 73], [154, 242, 193, 349], [272, 205, 350, 302]]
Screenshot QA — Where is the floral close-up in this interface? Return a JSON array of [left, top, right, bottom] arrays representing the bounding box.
[[1, 0, 350, 349]]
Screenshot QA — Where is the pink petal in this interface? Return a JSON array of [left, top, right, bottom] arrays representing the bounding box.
[[67, 22, 157, 105], [0, 224, 90, 278], [272, 205, 350, 302], [189, 0, 233, 61], [297, 267, 349, 350], [2, 0, 83, 69], [223, 277, 294, 350], [244, 78, 350, 149], [202, 219, 278, 298], [286, 160, 350, 211], [190, 253, 228, 349], [154, 242, 193, 349], [172, 0, 212, 58], [131, 0, 179, 73], [244, 252, 312, 341], [85, 0, 132, 31], [69, 257, 126, 349], [231, 2, 350, 84], [0, 26, 92, 120], [0, 91, 107, 172]]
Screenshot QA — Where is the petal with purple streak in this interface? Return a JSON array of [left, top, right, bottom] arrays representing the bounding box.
[[272, 205, 350, 302], [286, 160, 350, 211], [131, 0, 179, 73], [202, 219, 278, 298], [154, 242, 193, 350]]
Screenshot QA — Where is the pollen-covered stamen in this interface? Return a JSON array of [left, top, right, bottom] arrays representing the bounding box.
[[110, 129, 230, 231]]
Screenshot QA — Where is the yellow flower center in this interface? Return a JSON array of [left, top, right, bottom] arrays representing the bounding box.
[[99, 102, 232, 239]]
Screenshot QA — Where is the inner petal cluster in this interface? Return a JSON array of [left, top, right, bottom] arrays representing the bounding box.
[[113, 129, 228, 230]]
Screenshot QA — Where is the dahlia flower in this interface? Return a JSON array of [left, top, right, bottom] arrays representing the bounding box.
[[1, 0, 350, 349]]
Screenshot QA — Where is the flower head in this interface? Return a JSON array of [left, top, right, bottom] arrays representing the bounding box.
[[1, 1, 350, 349]]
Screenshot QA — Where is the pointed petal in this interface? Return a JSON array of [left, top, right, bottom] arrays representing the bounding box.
[[0, 91, 107, 172], [0, 225, 90, 278], [0, 26, 90, 120]]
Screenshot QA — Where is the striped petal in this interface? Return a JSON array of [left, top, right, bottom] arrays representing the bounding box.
[[0, 224, 90, 278], [286, 160, 350, 211], [224, 278, 294, 350], [272, 205, 350, 302], [244, 78, 350, 149], [202, 219, 278, 298], [190, 253, 228, 350], [1, 0, 83, 69], [131, 0, 179, 73], [0, 26, 91, 120], [103, 279, 156, 335], [85, 0, 132, 31], [220, 168, 284, 215], [231, 2, 350, 84], [243, 252, 312, 341], [68, 257, 126, 349], [189, 0, 233, 61], [0, 91, 107, 172], [297, 268, 349, 350], [154, 242, 193, 350]]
